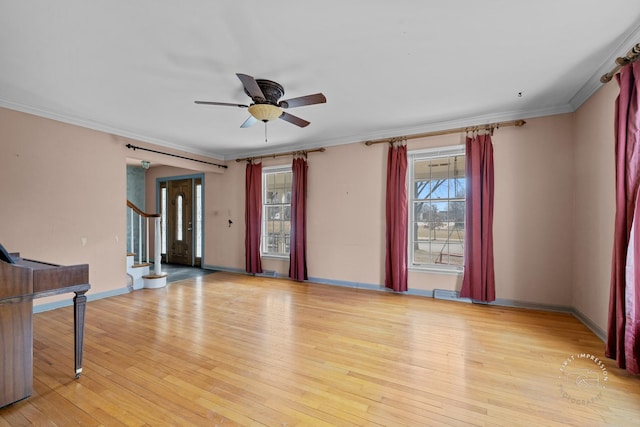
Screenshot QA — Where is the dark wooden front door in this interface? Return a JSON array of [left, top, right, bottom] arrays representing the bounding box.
[[167, 179, 193, 265]]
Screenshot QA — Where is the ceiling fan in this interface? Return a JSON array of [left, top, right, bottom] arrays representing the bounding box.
[[195, 73, 326, 128]]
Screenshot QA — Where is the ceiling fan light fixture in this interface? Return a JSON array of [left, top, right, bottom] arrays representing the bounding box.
[[248, 104, 282, 122]]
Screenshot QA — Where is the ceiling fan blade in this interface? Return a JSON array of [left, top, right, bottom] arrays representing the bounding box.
[[194, 101, 248, 108], [279, 93, 326, 109], [279, 112, 310, 128], [236, 73, 266, 101], [240, 116, 258, 128]]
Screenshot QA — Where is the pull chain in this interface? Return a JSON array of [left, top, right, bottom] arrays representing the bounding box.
[[264, 121, 268, 143]]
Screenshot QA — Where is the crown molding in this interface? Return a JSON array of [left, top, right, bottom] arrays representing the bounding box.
[[224, 103, 575, 161], [570, 23, 640, 110], [0, 99, 227, 161]]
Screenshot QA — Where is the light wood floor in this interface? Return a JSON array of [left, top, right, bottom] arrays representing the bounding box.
[[1, 272, 639, 426]]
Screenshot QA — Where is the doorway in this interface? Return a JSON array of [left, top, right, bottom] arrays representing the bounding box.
[[159, 176, 203, 267]]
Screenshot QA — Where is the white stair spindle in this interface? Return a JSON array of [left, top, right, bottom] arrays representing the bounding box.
[[129, 209, 134, 254], [138, 215, 142, 265], [145, 217, 149, 263], [154, 217, 162, 275]]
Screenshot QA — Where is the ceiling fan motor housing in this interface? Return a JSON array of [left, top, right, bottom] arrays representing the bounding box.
[[245, 79, 285, 105]]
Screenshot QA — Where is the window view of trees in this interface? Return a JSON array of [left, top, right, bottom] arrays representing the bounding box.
[[410, 151, 465, 268]]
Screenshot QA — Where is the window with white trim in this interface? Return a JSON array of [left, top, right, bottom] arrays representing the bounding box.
[[408, 145, 465, 271], [262, 166, 292, 256]]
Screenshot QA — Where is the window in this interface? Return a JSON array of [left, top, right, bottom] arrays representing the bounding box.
[[160, 185, 167, 254], [408, 145, 465, 271], [176, 194, 184, 241], [195, 183, 202, 258], [262, 166, 292, 256]]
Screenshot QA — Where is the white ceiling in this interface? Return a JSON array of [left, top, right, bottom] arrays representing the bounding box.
[[2, 1, 640, 161]]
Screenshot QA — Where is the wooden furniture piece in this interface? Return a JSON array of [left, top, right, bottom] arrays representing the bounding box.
[[0, 249, 90, 408]]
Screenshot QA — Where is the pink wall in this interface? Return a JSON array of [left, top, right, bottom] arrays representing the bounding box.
[[492, 115, 575, 305], [573, 82, 618, 331], [305, 143, 386, 283], [0, 107, 127, 305]]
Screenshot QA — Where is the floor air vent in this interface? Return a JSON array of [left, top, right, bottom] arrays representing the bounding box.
[[257, 270, 277, 278], [433, 289, 473, 303]]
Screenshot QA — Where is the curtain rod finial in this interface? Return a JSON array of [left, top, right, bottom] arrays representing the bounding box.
[[601, 74, 614, 83]]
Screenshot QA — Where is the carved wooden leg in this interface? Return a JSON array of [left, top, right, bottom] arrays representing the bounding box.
[[73, 290, 88, 378]]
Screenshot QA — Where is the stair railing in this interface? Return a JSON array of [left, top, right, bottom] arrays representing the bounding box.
[[126, 200, 162, 275]]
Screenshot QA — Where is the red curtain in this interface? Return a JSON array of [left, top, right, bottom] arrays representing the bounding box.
[[245, 161, 263, 274], [460, 133, 495, 302], [606, 61, 640, 375], [385, 143, 408, 292], [289, 157, 308, 281]]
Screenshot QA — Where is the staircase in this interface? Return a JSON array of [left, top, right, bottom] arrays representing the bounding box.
[[126, 200, 167, 289], [126, 254, 149, 290]]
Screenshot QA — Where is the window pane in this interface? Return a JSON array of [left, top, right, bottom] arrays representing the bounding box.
[[449, 200, 465, 223], [161, 187, 167, 254], [196, 184, 202, 258], [176, 194, 183, 241]]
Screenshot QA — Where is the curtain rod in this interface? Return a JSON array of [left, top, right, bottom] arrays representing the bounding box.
[[601, 42, 640, 83], [235, 147, 326, 163], [364, 119, 526, 146], [125, 144, 227, 169]]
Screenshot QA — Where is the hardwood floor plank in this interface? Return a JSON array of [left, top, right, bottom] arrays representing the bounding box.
[[201, 366, 376, 426], [2, 272, 639, 426], [26, 378, 98, 426]]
